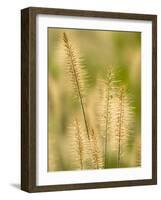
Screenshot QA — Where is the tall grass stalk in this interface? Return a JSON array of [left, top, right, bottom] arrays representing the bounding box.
[[63, 32, 90, 139]]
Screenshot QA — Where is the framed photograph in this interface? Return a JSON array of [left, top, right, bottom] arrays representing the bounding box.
[[21, 7, 157, 192]]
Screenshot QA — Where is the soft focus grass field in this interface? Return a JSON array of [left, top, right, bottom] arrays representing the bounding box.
[[48, 28, 141, 171]]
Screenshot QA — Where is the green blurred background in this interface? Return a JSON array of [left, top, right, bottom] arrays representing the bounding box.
[[48, 28, 141, 171]]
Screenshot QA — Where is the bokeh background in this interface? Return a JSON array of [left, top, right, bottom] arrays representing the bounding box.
[[48, 28, 141, 171]]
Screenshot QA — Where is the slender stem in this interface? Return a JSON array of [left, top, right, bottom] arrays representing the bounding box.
[[104, 70, 112, 168], [63, 33, 90, 139], [105, 87, 110, 168], [117, 88, 124, 168]]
